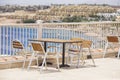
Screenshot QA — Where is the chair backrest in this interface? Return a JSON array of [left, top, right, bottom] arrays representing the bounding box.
[[71, 38, 83, 46], [31, 42, 45, 54], [107, 36, 119, 43], [82, 40, 92, 48], [12, 40, 24, 49], [71, 38, 92, 48]]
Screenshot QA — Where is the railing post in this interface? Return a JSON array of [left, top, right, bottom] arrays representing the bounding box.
[[38, 23, 43, 39]]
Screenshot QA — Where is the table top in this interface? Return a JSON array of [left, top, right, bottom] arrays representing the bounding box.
[[28, 38, 82, 43]]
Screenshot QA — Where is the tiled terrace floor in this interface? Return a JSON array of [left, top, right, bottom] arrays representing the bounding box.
[[0, 58, 120, 80]]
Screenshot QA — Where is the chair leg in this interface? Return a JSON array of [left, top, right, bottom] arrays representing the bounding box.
[[81, 51, 85, 65], [45, 59, 47, 70], [89, 48, 95, 66], [22, 55, 27, 69], [56, 53, 60, 71], [27, 53, 34, 70], [77, 53, 80, 68], [103, 48, 107, 58], [70, 55, 73, 65], [117, 48, 120, 59], [40, 52, 48, 72], [65, 52, 69, 64], [36, 56, 39, 67], [103, 43, 108, 58], [77, 47, 84, 68], [67, 50, 71, 65]]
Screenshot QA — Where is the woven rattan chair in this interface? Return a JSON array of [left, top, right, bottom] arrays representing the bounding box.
[[12, 40, 30, 68], [67, 38, 83, 67], [103, 36, 120, 58], [68, 38, 95, 67], [27, 42, 60, 72]]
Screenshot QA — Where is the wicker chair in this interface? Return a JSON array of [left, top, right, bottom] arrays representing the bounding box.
[[12, 40, 30, 68], [103, 36, 120, 58], [68, 38, 95, 67], [27, 42, 60, 72]]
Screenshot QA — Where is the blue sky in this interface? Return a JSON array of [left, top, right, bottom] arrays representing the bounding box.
[[0, 0, 120, 5]]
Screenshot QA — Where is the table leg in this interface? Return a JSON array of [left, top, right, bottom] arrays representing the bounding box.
[[44, 42, 47, 52], [60, 43, 70, 68]]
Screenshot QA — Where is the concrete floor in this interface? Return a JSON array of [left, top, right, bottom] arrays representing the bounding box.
[[0, 58, 120, 80]]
